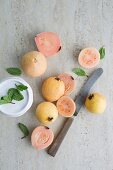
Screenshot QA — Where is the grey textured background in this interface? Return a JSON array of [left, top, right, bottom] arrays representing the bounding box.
[[0, 0, 113, 170]]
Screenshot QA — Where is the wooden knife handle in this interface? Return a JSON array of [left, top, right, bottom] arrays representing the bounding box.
[[47, 117, 74, 157]]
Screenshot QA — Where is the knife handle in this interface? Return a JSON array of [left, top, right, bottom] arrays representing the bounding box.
[[47, 117, 74, 157]]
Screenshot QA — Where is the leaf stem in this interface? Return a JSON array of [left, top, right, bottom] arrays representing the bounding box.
[[21, 136, 26, 139], [10, 102, 15, 104]]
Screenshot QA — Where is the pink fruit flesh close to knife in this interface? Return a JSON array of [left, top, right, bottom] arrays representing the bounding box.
[[78, 47, 100, 69], [35, 32, 61, 57], [56, 96, 76, 117], [58, 73, 76, 95], [31, 126, 54, 150]]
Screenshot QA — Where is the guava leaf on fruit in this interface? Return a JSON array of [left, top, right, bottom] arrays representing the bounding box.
[[6, 67, 22, 76]]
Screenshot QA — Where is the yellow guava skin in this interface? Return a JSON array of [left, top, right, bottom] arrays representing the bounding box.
[[21, 51, 47, 77], [85, 93, 106, 114], [36, 102, 58, 125], [42, 77, 65, 102]]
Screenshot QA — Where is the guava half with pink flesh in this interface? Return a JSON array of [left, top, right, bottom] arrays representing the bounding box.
[[56, 96, 76, 117], [31, 126, 54, 150], [78, 47, 100, 69], [58, 73, 76, 95], [35, 32, 61, 57]]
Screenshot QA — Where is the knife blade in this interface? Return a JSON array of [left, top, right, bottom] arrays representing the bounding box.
[[48, 68, 103, 157]]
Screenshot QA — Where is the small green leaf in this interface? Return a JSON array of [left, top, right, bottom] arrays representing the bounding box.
[[1, 96, 12, 102], [16, 84, 28, 91], [6, 67, 22, 76], [8, 89, 15, 100], [0, 95, 13, 105], [18, 123, 29, 139], [8, 88, 24, 101], [0, 98, 9, 105], [99, 47, 105, 59], [0, 84, 25, 105], [72, 68, 88, 77]]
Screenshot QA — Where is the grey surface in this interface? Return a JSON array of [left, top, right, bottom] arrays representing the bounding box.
[[0, 0, 112, 170]]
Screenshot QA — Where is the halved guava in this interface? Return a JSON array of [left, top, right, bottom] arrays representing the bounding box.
[[35, 32, 61, 57], [31, 126, 54, 150], [58, 73, 76, 95], [56, 96, 76, 117], [78, 48, 100, 69]]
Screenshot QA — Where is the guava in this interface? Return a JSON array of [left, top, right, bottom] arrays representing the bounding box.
[[35, 32, 61, 57], [56, 96, 76, 117], [31, 126, 54, 150], [36, 102, 58, 125], [85, 92, 106, 114], [58, 73, 76, 95], [78, 48, 100, 69], [42, 77, 65, 102], [21, 51, 47, 77]]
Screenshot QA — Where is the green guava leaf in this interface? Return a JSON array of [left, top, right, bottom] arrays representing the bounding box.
[[15, 84, 28, 91], [6, 67, 22, 76], [99, 47, 105, 59], [18, 123, 29, 139], [72, 68, 88, 77]]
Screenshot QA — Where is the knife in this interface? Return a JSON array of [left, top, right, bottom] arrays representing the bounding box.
[[47, 68, 103, 157]]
